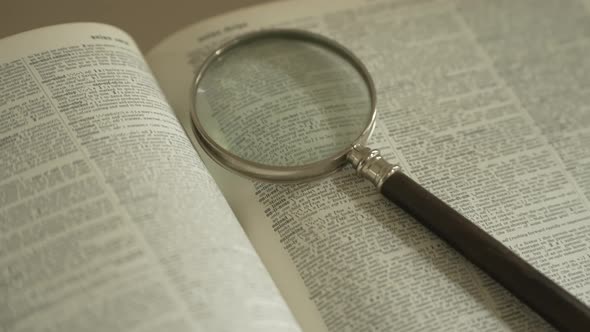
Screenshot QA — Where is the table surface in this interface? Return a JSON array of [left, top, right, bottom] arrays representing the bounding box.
[[1, 0, 273, 52]]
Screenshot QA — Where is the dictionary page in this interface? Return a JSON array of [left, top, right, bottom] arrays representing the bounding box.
[[0, 23, 299, 332], [147, 0, 590, 331]]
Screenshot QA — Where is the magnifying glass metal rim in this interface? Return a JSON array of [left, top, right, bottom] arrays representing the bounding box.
[[190, 28, 377, 183]]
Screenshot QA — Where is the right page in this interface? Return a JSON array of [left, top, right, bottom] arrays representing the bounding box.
[[148, 0, 590, 330]]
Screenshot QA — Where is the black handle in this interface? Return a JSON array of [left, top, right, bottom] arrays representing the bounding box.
[[381, 171, 590, 332]]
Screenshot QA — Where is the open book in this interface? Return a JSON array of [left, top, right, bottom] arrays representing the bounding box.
[[2, 0, 590, 331]]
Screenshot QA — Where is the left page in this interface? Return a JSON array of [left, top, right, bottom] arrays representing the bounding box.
[[0, 23, 299, 332]]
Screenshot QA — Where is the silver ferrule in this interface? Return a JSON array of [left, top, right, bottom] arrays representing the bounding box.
[[347, 145, 401, 190]]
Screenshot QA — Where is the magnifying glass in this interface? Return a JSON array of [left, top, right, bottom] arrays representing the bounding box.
[[190, 29, 590, 330]]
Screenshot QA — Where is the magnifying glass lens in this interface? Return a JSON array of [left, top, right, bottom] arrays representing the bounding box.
[[194, 37, 372, 167]]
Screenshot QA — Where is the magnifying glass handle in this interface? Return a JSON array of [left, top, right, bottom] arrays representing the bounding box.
[[349, 146, 590, 331], [382, 171, 590, 331]]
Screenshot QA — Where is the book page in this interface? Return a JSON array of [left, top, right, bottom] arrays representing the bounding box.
[[0, 23, 299, 332], [148, 0, 590, 330]]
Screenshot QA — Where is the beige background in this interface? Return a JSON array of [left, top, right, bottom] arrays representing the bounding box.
[[1, 0, 273, 52]]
